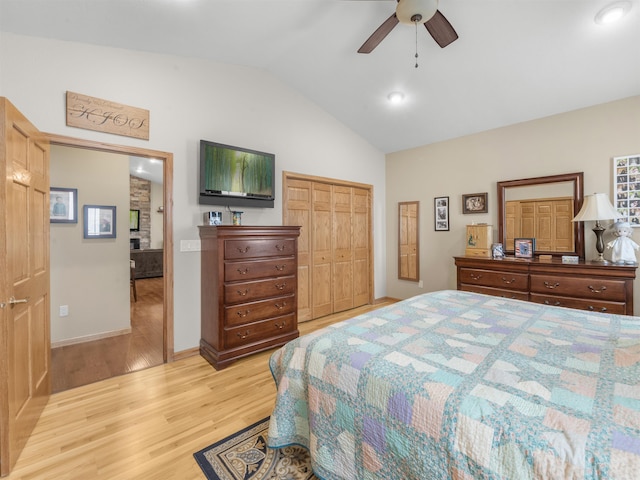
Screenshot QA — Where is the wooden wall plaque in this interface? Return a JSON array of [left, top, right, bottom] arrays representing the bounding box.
[[66, 91, 150, 140]]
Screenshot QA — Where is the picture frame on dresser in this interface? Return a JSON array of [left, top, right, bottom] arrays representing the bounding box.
[[514, 238, 535, 258], [434, 196, 449, 231]]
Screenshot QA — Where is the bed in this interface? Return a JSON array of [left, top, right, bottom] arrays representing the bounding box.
[[267, 290, 640, 479]]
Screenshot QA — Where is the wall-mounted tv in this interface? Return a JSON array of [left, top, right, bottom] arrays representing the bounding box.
[[199, 140, 275, 208]]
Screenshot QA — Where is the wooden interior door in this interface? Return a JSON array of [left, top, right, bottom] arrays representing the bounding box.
[[312, 183, 332, 318], [283, 179, 312, 321], [0, 98, 51, 475], [332, 186, 353, 313], [352, 187, 370, 307]]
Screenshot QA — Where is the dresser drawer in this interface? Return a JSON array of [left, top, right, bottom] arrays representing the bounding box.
[[225, 275, 295, 304], [458, 268, 528, 291], [224, 257, 297, 282], [530, 274, 627, 301], [224, 238, 296, 260], [224, 314, 296, 349], [224, 294, 295, 326], [461, 284, 529, 301], [530, 293, 626, 315]]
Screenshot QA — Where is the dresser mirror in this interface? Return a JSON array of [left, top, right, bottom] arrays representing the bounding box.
[[497, 172, 585, 258], [398, 201, 419, 281]]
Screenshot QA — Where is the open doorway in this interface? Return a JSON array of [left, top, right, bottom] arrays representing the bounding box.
[[46, 134, 173, 392]]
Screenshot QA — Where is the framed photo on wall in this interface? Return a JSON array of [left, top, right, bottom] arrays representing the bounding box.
[[50, 187, 78, 223], [84, 205, 116, 239], [613, 154, 640, 227], [462, 192, 488, 214], [434, 196, 449, 231]]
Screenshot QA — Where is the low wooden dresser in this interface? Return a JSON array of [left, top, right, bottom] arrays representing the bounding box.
[[455, 256, 637, 315], [200, 225, 301, 370]]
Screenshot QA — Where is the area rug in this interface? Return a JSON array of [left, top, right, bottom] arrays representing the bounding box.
[[194, 416, 317, 480]]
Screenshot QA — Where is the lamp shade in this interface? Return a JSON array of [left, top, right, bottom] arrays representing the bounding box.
[[572, 193, 620, 222]]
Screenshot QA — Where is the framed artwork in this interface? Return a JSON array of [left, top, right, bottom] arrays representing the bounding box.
[[129, 209, 140, 231], [50, 187, 78, 223], [434, 196, 449, 231], [613, 154, 640, 227], [514, 238, 535, 258], [462, 192, 488, 214], [83, 205, 116, 239]]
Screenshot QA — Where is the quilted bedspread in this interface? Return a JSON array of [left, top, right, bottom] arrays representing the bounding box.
[[267, 290, 640, 480]]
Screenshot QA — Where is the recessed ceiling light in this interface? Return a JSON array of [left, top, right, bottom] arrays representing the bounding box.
[[595, 1, 632, 25], [388, 92, 405, 105]]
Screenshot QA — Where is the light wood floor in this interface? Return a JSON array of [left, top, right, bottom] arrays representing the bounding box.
[[7, 300, 395, 480], [51, 277, 165, 393]]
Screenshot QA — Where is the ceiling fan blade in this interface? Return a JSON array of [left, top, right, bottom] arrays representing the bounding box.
[[424, 10, 458, 48], [358, 13, 399, 53]]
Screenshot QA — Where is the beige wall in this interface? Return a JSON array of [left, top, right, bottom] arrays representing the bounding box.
[[50, 147, 131, 344], [386, 96, 640, 313]]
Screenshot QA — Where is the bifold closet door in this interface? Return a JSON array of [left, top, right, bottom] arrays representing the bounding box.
[[312, 182, 333, 318], [332, 186, 354, 313]]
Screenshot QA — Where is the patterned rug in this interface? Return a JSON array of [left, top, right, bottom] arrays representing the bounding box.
[[193, 417, 317, 480]]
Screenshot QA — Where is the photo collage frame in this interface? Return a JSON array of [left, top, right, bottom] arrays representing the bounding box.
[[614, 154, 640, 227]]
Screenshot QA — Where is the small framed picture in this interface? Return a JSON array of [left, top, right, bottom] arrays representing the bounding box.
[[129, 209, 140, 231], [84, 205, 116, 239], [50, 187, 78, 223], [462, 192, 488, 214], [514, 238, 535, 258], [492, 243, 504, 259], [434, 196, 449, 231]]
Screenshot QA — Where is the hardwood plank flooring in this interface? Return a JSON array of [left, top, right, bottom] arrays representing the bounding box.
[[51, 277, 164, 393], [7, 300, 394, 480]]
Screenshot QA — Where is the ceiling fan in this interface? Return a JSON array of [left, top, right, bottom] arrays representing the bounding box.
[[358, 0, 458, 54]]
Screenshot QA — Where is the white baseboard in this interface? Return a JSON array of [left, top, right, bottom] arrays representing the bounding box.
[[51, 328, 132, 348]]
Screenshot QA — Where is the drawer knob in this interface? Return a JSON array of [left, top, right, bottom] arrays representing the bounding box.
[[588, 306, 608, 312], [470, 273, 482, 280], [275, 265, 286, 271], [236, 310, 250, 318], [275, 283, 286, 290], [275, 302, 287, 310], [544, 300, 561, 306], [588, 285, 607, 294], [543, 281, 560, 289], [275, 321, 286, 329], [275, 244, 286, 251], [501, 277, 516, 284], [237, 268, 249, 275], [237, 330, 250, 339], [237, 246, 250, 253], [236, 289, 249, 296]]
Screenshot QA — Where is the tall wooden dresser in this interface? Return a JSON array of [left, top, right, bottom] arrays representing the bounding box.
[[455, 256, 637, 315], [199, 225, 301, 370]]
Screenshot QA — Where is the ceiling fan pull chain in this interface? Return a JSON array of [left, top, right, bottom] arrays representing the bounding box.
[[414, 20, 419, 68]]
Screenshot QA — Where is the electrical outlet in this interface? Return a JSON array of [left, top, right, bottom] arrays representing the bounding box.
[[59, 305, 69, 317], [180, 240, 201, 252], [418, 280, 424, 288]]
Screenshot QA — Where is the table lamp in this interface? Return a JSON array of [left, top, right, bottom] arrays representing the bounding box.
[[572, 193, 620, 262]]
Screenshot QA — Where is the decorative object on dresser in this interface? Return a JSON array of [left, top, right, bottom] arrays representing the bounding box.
[[462, 192, 488, 214], [491, 243, 504, 259], [199, 225, 301, 370], [571, 192, 620, 262], [465, 224, 492, 258], [607, 220, 639, 264], [455, 255, 636, 315], [514, 237, 535, 258]]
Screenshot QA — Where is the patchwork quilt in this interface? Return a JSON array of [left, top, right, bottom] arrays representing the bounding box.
[[267, 290, 640, 479]]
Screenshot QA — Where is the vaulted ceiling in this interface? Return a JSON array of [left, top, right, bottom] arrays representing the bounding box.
[[1, 0, 639, 153]]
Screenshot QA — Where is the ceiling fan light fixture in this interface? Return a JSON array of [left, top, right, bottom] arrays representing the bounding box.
[[388, 92, 405, 105], [396, 0, 438, 25], [595, 1, 632, 25]]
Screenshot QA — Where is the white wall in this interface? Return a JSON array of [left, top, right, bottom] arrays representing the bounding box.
[[50, 147, 131, 343], [0, 33, 387, 352], [386, 96, 640, 313]]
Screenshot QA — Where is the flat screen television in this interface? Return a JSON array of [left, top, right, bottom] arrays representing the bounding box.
[[199, 140, 275, 208]]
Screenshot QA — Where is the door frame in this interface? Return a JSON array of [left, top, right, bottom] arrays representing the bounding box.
[[46, 133, 175, 361]]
